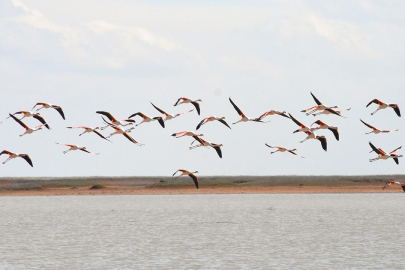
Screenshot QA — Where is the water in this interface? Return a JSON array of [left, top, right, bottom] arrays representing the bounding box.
[[0, 194, 404, 269]]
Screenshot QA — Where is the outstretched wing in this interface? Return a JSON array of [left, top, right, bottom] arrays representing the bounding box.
[[390, 104, 401, 117], [19, 154, 33, 167], [191, 101, 201, 115], [389, 146, 402, 155], [310, 92, 323, 105], [188, 173, 199, 189], [93, 130, 111, 142], [150, 102, 167, 115], [212, 145, 222, 158], [324, 108, 345, 118], [52, 106, 65, 120], [9, 114, 28, 129], [328, 127, 339, 141], [153, 117, 165, 128], [360, 119, 374, 129], [96, 111, 116, 122], [128, 112, 146, 119], [229, 98, 244, 116], [317, 136, 327, 151], [0, 150, 12, 156], [288, 114, 305, 127], [218, 119, 231, 129], [369, 142, 382, 155], [366, 99, 381, 107], [196, 118, 208, 130], [288, 150, 305, 158], [33, 114, 50, 130]]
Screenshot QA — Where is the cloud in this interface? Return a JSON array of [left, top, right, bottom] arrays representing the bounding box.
[[307, 14, 378, 58]]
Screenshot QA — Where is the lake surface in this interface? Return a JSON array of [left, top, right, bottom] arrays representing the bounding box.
[[0, 194, 404, 269]]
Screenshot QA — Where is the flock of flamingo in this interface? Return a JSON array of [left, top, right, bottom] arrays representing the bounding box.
[[1, 94, 403, 191]]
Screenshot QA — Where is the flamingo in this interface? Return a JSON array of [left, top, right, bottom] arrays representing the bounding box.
[[196, 116, 231, 130], [174, 98, 202, 115], [229, 98, 268, 124], [32, 103, 65, 120], [96, 111, 136, 130], [172, 169, 199, 189], [366, 99, 401, 117], [56, 143, 100, 155], [102, 119, 143, 145], [67, 126, 111, 142], [360, 119, 399, 134], [311, 108, 351, 117], [256, 110, 290, 121], [1, 111, 50, 129], [264, 144, 305, 158], [383, 181, 405, 192], [301, 92, 338, 115], [171, 131, 205, 146], [299, 131, 327, 151], [128, 112, 165, 128], [150, 102, 193, 121], [369, 142, 402, 164], [189, 137, 223, 158], [311, 120, 339, 141], [0, 150, 33, 167], [289, 114, 311, 133], [8, 114, 48, 136]]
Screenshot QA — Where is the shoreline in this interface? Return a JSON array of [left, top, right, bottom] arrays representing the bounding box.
[[1, 176, 404, 196], [0, 183, 402, 196]]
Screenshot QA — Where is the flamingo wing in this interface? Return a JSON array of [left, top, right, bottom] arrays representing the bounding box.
[[360, 119, 375, 129], [328, 127, 339, 141], [196, 118, 208, 130], [310, 92, 323, 105], [150, 102, 167, 115], [218, 119, 231, 129], [153, 117, 165, 128], [52, 106, 65, 120], [369, 142, 382, 155], [96, 111, 116, 122], [229, 98, 244, 116], [33, 114, 50, 130], [317, 136, 327, 151], [212, 145, 222, 158], [366, 99, 381, 107], [390, 105, 401, 117], [288, 114, 305, 128], [19, 154, 33, 167], [191, 101, 201, 115], [188, 173, 199, 189], [9, 114, 28, 129]]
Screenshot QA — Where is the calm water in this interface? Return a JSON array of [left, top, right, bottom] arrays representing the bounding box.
[[0, 194, 404, 269]]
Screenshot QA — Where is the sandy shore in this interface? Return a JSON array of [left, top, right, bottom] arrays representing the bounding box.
[[0, 183, 402, 196]]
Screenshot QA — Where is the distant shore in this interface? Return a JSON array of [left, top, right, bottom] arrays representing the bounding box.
[[0, 175, 404, 196]]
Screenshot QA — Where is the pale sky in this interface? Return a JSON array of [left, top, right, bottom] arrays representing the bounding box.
[[1, 0, 404, 177]]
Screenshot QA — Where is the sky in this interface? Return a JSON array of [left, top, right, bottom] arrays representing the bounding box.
[[1, 0, 405, 177]]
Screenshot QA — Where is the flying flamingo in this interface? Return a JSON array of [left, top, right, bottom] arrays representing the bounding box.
[[32, 103, 65, 120], [229, 98, 268, 124], [299, 131, 327, 151], [189, 137, 223, 158], [301, 92, 338, 115], [196, 116, 231, 130], [310, 120, 339, 141], [311, 108, 351, 117], [1, 111, 50, 129], [0, 150, 33, 167], [8, 114, 48, 136], [102, 119, 143, 145], [172, 169, 199, 189], [56, 143, 100, 155], [150, 102, 193, 121], [289, 114, 311, 133], [67, 126, 111, 142], [383, 181, 405, 192], [369, 142, 402, 164], [171, 131, 205, 144], [128, 112, 165, 128], [264, 144, 305, 158], [360, 119, 399, 134], [366, 99, 401, 117], [256, 110, 290, 121], [174, 98, 202, 115], [96, 111, 136, 130]]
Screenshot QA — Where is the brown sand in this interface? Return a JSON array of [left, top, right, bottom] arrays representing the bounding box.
[[0, 183, 401, 196]]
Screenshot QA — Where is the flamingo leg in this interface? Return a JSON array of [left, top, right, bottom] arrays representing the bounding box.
[[36, 107, 44, 111], [63, 149, 72, 154], [232, 120, 242, 125], [300, 137, 309, 143], [79, 131, 86, 136], [371, 108, 380, 115], [365, 131, 374, 134], [3, 157, 11, 164]]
